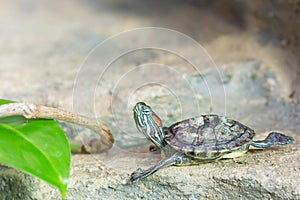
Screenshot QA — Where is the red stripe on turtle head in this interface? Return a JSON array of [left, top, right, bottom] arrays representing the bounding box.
[[151, 113, 161, 127]]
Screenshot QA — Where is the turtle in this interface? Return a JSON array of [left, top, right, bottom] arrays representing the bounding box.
[[130, 102, 293, 181]]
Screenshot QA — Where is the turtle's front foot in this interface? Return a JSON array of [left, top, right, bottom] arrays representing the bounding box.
[[130, 168, 145, 182]]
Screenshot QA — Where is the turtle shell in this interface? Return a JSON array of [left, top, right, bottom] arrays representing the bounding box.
[[164, 115, 255, 160]]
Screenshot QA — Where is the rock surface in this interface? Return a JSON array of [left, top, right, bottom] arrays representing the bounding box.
[[0, 0, 299, 199], [2, 140, 299, 200]]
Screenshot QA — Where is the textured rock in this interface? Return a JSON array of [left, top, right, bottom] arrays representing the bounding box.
[[0, 166, 36, 200], [80, 141, 299, 200], [2, 139, 299, 200]]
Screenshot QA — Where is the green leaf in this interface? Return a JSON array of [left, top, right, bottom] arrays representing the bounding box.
[[0, 99, 14, 104], [0, 100, 70, 198]]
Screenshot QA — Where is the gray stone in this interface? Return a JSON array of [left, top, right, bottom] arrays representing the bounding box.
[[2, 141, 299, 199]]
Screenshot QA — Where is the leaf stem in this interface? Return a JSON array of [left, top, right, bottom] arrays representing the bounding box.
[[0, 102, 114, 152]]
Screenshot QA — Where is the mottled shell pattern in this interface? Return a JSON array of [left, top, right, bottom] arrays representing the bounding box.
[[164, 115, 255, 159]]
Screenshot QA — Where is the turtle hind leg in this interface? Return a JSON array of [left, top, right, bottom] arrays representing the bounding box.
[[250, 132, 293, 149], [149, 144, 159, 152]]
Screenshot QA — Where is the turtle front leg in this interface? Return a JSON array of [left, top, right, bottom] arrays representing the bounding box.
[[250, 132, 293, 149], [130, 152, 190, 182]]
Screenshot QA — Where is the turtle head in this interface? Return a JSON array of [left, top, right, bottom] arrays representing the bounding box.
[[133, 102, 165, 148]]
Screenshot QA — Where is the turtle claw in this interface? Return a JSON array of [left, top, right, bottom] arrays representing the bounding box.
[[130, 168, 145, 182]]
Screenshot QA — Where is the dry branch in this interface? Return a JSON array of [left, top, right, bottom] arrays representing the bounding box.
[[0, 102, 114, 152]]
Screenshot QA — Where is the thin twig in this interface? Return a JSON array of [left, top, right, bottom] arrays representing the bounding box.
[[0, 102, 114, 152]]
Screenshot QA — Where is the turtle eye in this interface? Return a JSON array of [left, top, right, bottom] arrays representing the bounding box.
[[142, 108, 151, 115]]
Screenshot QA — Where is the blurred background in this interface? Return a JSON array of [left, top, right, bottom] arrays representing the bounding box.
[[1, 0, 299, 147]]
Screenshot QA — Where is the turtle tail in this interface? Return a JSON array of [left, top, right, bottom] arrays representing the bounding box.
[[250, 132, 293, 149]]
